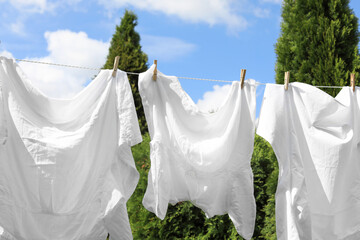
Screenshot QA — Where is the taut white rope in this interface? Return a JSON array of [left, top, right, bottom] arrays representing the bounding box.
[[178, 76, 233, 83], [15, 59, 101, 71], [13, 58, 352, 88]]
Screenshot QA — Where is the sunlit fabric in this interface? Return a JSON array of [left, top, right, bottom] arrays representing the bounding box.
[[139, 65, 257, 240], [257, 83, 360, 240], [0, 57, 141, 240]]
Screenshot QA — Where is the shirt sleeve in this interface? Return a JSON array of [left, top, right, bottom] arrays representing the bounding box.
[[116, 71, 142, 147]]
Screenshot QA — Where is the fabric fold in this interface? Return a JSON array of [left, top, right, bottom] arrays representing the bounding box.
[[257, 82, 360, 240], [0, 68, 7, 145], [0, 57, 141, 240], [139, 65, 257, 240]]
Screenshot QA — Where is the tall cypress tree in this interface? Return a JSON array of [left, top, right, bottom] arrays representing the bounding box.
[[275, 0, 359, 96], [104, 10, 148, 134]]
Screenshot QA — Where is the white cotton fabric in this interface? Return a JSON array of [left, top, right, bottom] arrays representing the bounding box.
[[0, 57, 142, 240], [257, 82, 360, 240], [139, 65, 257, 240]]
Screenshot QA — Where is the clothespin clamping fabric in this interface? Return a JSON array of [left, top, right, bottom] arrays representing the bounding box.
[[240, 69, 246, 89], [284, 71, 290, 91], [351, 73, 356, 92], [112, 56, 120, 77], [153, 60, 157, 81]]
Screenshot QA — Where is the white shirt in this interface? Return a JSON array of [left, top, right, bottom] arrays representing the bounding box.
[[257, 82, 360, 240], [139, 65, 257, 240], [0, 57, 141, 240]]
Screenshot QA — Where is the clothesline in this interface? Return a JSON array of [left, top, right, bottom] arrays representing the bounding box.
[[14, 59, 237, 83], [15, 58, 344, 88]]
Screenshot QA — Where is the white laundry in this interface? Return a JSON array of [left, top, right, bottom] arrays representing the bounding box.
[[257, 82, 360, 240], [0, 57, 142, 240], [139, 65, 257, 240]]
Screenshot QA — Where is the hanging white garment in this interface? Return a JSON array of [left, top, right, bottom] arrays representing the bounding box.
[[0, 57, 142, 240], [139, 65, 257, 240], [257, 82, 360, 240]]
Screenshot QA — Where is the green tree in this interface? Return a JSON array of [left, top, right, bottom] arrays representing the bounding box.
[[251, 135, 278, 239], [104, 10, 148, 134], [260, 155, 278, 240], [275, 0, 359, 96]]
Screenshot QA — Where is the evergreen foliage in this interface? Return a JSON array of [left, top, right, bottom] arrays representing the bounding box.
[[127, 134, 277, 239], [104, 10, 148, 134], [275, 0, 359, 96], [251, 135, 278, 239], [260, 159, 278, 240]]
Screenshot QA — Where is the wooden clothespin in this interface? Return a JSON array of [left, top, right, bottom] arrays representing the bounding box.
[[240, 69, 246, 89], [284, 71, 290, 91], [112, 56, 120, 77], [350, 73, 356, 92], [152, 60, 157, 81]]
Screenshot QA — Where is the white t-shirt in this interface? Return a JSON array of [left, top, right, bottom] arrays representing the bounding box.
[[139, 65, 257, 240], [257, 82, 360, 240], [0, 57, 142, 240]]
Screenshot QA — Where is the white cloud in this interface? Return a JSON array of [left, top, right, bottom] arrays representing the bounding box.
[[253, 7, 270, 18], [98, 0, 248, 33], [0, 50, 15, 58], [5, 0, 82, 14], [9, 0, 50, 13], [197, 84, 232, 113], [43, 30, 108, 66], [10, 19, 25, 35], [142, 35, 196, 61], [14, 30, 109, 98]]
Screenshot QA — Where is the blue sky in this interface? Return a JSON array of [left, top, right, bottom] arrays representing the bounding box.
[[1, 0, 360, 116]]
